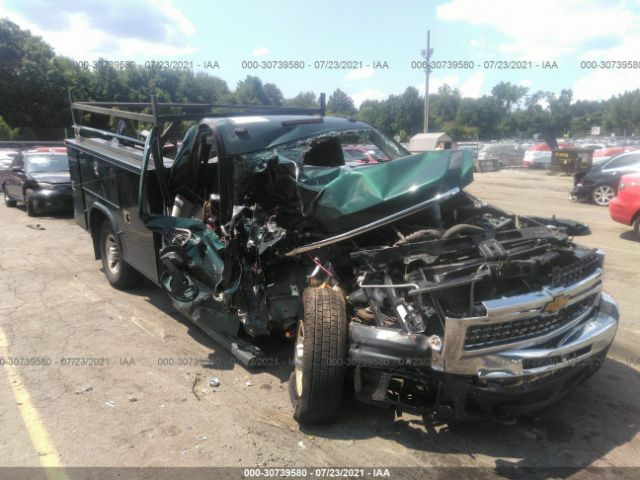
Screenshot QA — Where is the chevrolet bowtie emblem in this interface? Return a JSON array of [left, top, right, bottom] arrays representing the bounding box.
[[543, 294, 570, 314]]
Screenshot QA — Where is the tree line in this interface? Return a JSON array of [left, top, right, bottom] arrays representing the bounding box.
[[2, 18, 640, 142]]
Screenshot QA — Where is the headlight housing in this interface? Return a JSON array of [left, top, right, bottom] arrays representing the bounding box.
[[37, 182, 53, 190]]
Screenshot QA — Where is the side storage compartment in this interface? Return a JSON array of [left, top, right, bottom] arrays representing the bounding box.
[[66, 146, 87, 229]]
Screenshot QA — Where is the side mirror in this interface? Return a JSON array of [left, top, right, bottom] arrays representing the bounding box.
[[11, 167, 23, 173]]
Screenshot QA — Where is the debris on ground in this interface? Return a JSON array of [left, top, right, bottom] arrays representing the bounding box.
[[191, 373, 202, 401], [245, 381, 253, 387], [75, 386, 93, 394], [26, 224, 45, 230], [208, 377, 220, 388], [105, 400, 116, 407]]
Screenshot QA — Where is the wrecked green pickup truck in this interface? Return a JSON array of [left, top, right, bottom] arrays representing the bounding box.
[[65, 96, 618, 425]]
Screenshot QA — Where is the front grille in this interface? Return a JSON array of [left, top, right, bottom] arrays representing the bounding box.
[[464, 294, 597, 350], [551, 255, 599, 287]]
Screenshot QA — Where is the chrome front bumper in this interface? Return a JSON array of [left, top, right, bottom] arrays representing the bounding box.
[[430, 269, 619, 379]]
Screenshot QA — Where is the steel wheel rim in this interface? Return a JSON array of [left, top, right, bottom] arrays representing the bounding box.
[[594, 186, 614, 205], [105, 233, 121, 275], [294, 321, 305, 398]]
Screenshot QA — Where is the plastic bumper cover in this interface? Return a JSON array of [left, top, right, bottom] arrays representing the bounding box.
[[609, 196, 634, 225], [31, 188, 72, 211], [570, 184, 591, 201]]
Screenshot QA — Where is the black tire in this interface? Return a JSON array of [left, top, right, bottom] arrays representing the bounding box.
[[289, 287, 347, 425], [3, 186, 16, 207], [25, 190, 38, 216], [99, 220, 143, 290], [634, 214, 640, 240]]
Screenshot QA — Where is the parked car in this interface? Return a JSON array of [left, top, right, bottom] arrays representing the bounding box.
[[577, 143, 606, 151], [609, 173, 640, 238], [523, 142, 573, 168], [592, 146, 637, 166], [2, 147, 72, 216], [66, 97, 618, 425], [571, 152, 640, 206], [478, 142, 527, 168]]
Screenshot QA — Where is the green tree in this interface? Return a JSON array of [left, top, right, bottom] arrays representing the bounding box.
[[491, 81, 528, 113], [603, 90, 640, 137], [0, 18, 61, 137], [327, 88, 356, 117], [358, 98, 394, 136], [547, 89, 573, 136], [429, 84, 461, 129], [285, 91, 318, 108], [396, 87, 422, 137], [263, 83, 284, 106], [233, 75, 269, 105], [6, 19, 640, 143], [0, 116, 17, 139]]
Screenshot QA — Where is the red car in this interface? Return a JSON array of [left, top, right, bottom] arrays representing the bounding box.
[[342, 145, 389, 165], [609, 173, 640, 238]]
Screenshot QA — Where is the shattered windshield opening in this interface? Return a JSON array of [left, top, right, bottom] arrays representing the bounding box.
[[258, 128, 408, 167]]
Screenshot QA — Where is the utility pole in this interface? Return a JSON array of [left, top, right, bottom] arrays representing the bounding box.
[[421, 30, 433, 133]]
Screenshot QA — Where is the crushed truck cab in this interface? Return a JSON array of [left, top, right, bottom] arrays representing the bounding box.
[[65, 96, 618, 425]]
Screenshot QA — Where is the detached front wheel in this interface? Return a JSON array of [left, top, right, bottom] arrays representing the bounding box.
[[290, 287, 347, 425]]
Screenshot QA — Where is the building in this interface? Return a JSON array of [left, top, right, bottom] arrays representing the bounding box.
[[407, 132, 456, 153]]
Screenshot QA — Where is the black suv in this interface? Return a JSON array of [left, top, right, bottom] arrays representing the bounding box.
[[2, 147, 72, 216]]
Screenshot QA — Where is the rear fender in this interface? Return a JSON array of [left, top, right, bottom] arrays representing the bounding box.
[[88, 205, 119, 260]]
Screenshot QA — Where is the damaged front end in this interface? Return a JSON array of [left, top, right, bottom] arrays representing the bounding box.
[[150, 123, 618, 422], [344, 199, 618, 421]]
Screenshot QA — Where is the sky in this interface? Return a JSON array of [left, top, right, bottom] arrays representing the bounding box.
[[1, 0, 639, 106]]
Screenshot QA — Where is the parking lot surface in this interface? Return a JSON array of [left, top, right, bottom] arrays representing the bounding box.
[[0, 169, 638, 472]]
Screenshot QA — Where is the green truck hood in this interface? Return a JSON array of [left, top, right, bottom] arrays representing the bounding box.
[[296, 149, 474, 233]]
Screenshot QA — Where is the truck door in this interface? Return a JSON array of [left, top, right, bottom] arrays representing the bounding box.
[[138, 126, 171, 219], [139, 125, 238, 330], [117, 165, 160, 283], [165, 124, 220, 216], [112, 126, 170, 285]]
